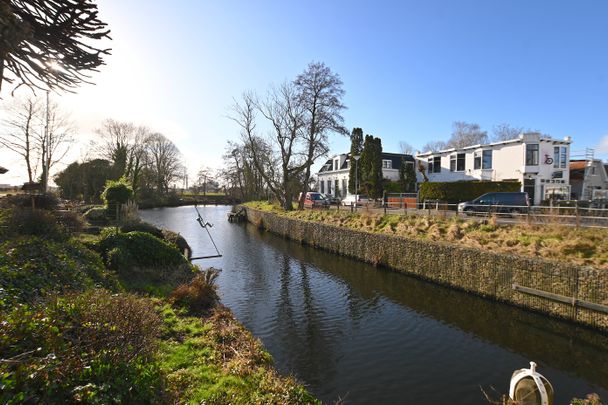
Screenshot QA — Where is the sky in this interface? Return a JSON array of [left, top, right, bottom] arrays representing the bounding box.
[[1, 0, 608, 185]]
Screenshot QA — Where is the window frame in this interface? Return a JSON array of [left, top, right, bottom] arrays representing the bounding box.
[[526, 144, 539, 166], [482, 150, 492, 170]]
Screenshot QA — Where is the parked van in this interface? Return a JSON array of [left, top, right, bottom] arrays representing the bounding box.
[[458, 192, 530, 215]]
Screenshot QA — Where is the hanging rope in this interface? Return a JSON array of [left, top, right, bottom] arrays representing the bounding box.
[[190, 204, 222, 261]]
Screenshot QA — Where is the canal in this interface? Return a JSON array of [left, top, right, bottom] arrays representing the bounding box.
[[140, 205, 608, 404]]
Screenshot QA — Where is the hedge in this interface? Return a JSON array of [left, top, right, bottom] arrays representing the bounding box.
[[419, 181, 522, 203]]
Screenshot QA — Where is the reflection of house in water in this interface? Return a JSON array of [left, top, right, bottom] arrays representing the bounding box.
[[415, 133, 572, 205], [569, 158, 608, 200]]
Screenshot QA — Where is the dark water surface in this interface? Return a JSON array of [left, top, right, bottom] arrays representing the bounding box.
[[140, 205, 608, 404]]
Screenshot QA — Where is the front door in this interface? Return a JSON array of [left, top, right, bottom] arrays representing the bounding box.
[[523, 179, 535, 205]]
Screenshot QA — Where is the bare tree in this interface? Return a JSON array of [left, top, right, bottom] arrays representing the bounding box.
[[145, 132, 182, 194], [0, 0, 111, 94], [421, 140, 447, 153], [196, 166, 213, 195], [399, 141, 415, 155], [446, 121, 488, 148], [294, 62, 347, 208], [0, 96, 41, 182], [38, 95, 74, 191], [492, 123, 524, 142]]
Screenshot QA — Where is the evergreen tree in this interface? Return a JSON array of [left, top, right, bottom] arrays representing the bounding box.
[[399, 157, 408, 192], [404, 159, 417, 192], [348, 128, 363, 194], [360, 134, 383, 198]]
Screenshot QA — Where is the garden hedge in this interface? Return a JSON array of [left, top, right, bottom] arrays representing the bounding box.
[[419, 180, 521, 203]]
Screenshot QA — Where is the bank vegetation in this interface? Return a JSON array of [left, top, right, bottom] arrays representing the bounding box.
[[245, 201, 608, 270]]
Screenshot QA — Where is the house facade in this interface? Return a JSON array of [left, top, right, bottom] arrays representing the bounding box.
[[317, 152, 414, 198], [415, 133, 572, 205], [569, 159, 608, 200]]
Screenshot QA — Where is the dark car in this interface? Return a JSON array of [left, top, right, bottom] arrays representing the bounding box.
[[300, 192, 330, 209], [458, 192, 530, 215]]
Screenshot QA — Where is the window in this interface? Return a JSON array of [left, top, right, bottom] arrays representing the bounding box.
[[433, 156, 441, 173], [560, 147, 567, 169], [526, 144, 539, 166], [553, 147, 560, 168], [450, 155, 456, 171], [342, 179, 347, 195], [456, 153, 465, 171], [482, 150, 492, 169], [474, 152, 481, 170], [334, 180, 339, 196], [334, 159, 339, 171], [320, 181, 324, 194], [428, 158, 433, 173], [327, 180, 331, 194], [382, 160, 392, 169]]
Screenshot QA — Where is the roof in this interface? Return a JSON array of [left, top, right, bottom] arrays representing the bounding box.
[[0, 166, 8, 174], [317, 152, 414, 174], [569, 160, 587, 171]]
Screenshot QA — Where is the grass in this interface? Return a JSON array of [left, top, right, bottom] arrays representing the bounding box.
[[244, 201, 608, 269], [156, 302, 319, 404]]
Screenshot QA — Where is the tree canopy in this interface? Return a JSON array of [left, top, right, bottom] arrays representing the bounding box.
[[0, 0, 110, 93]]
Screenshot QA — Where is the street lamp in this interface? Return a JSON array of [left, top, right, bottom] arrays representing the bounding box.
[[353, 154, 360, 212]]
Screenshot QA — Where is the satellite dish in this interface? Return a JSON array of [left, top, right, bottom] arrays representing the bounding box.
[[509, 362, 554, 405]]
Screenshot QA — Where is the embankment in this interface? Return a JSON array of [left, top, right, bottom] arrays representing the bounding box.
[[243, 206, 608, 331]]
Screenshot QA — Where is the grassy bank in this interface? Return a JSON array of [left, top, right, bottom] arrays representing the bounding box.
[[245, 201, 608, 270], [0, 202, 316, 404]]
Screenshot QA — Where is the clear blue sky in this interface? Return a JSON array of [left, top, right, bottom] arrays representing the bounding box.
[[3, 0, 608, 184]]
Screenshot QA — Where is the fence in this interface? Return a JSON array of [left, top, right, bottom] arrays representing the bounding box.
[[367, 194, 608, 229]]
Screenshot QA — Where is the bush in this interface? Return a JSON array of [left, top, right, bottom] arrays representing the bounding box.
[[171, 268, 220, 312], [83, 206, 110, 225], [0, 290, 164, 404], [0, 237, 118, 310], [419, 180, 522, 203], [101, 178, 133, 206], [0, 208, 68, 241], [0, 193, 59, 210], [162, 229, 192, 259]]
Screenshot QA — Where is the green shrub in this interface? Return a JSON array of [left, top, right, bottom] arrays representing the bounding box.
[[83, 206, 110, 225], [120, 219, 164, 239], [0, 207, 68, 241], [171, 268, 220, 313], [419, 180, 522, 203], [101, 178, 133, 206], [162, 229, 192, 259], [0, 290, 164, 404], [0, 237, 118, 310]]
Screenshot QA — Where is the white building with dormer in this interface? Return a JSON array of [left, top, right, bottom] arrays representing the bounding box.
[[415, 133, 572, 205]]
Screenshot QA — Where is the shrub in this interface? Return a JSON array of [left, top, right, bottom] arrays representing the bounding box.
[[83, 206, 110, 225], [120, 219, 164, 239], [0, 237, 118, 310], [101, 178, 133, 220], [419, 180, 521, 203], [0, 208, 68, 241], [0, 290, 164, 404], [162, 229, 192, 259], [171, 268, 220, 313], [54, 210, 84, 233], [0, 193, 59, 210]]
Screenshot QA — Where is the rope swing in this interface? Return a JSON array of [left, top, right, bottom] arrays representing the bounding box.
[[189, 205, 222, 261]]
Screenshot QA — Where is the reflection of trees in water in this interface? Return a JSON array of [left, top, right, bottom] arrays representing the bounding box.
[[259, 227, 608, 389]]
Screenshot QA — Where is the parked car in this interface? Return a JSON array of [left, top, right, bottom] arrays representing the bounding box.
[[458, 192, 530, 215], [341, 194, 370, 207], [321, 193, 341, 205], [300, 192, 330, 209]]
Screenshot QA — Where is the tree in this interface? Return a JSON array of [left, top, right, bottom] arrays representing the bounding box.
[[421, 140, 447, 153], [492, 123, 524, 142], [196, 166, 213, 195], [348, 128, 363, 194], [145, 133, 182, 194], [95, 119, 149, 194], [54, 158, 115, 203], [294, 62, 347, 209], [0, 96, 41, 182], [399, 158, 417, 192], [399, 141, 415, 155], [0, 0, 111, 93], [38, 95, 74, 191], [360, 135, 383, 199], [446, 121, 488, 148]]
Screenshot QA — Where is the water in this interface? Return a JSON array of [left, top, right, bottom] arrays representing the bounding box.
[[140, 205, 608, 404]]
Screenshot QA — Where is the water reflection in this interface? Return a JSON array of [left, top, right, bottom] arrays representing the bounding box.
[[140, 206, 608, 404]]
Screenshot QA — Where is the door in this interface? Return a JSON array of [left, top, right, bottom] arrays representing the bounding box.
[[523, 179, 535, 205]]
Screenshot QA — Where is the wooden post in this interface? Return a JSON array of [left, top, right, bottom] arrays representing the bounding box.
[[575, 200, 580, 229]]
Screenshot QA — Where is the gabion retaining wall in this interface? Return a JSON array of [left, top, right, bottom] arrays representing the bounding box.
[[244, 207, 608, 331]]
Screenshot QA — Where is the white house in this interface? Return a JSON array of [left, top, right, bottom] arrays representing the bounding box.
[[569, 159, 608, 200], [415, 133, 572, 205], [317, 152, 415, 198]]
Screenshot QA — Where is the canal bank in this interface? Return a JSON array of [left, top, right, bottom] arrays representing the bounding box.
[[243, 206, 608, 331]]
